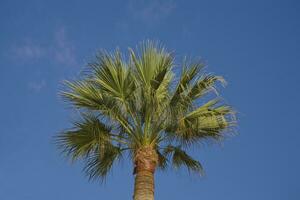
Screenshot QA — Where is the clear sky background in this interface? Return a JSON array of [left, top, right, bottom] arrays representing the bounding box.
[[0, 0, 299, 199]]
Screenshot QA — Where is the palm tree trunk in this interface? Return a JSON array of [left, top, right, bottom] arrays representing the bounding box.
[[133, 170, 155, 200], [133, 146, 158, 200]]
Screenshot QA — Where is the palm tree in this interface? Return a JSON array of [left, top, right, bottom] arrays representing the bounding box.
[[56, 41, 236, 200]]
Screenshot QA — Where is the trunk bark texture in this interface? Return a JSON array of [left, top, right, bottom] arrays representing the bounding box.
[[133, 146, 158, 200], [133, 170, 155, 200]]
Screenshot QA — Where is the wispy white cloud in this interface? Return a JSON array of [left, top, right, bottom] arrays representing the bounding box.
[[128, 0, 176, 25], [8, 26, 77, 93], [28, 80, 46, 92], [53, 27, 76, 66], [11, 42, 45, 61], [9, 26, 77, 66]]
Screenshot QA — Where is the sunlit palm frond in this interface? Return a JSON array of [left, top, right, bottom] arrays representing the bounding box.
[[170, 60, 205, 106], [130, 41, 173, 88], [60, 79, 136, 140], [56, 113, 126, 181], [188, 74, 226, 100], [163, 145, 203, 175], [61, 80, 103, 110], [129, 41, 176, 143], [84, 144, 123, 181], [55, 113, 126, 161], [129, 41, 174, 109], [165, 99, 235, 144], [90, 50, 135, 101]]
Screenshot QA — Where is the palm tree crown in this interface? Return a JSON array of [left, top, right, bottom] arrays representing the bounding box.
[[56, 41, 236, 199]]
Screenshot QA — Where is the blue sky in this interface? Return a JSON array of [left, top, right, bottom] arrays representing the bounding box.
[[0, 0, 299, 199]]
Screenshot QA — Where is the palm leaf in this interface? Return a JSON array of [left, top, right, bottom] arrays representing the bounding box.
[[170, 60, 205, 106], [90, 50, 135, 100], [60, 78, 137, 140], [156, 149, 168, 170], [163, 145, 203, 175], [84, 144, 122, 181], [165, 99, 235, 144], [188, 74, 226, 100], [130, 41, 173, 87], [61, 80, 103, 110], [55, 113, 124, 161]]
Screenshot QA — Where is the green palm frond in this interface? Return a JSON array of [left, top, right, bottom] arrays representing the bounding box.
[[90, 50, 135, 100], [84, 144, 123, 181], [156, 149, 168, 170], [163, 145, 203, 175], [130, 41, 173, 87], [61, 79, 136, 140], [61, 80, 103, 110], [55, 113, 126, 161], [170, 60, 204, 106], [56, 113, 127, 181], [188, 74, 226, 100], [166, 98, 235, 144]]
